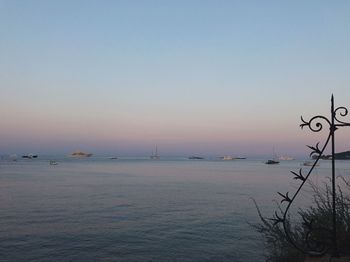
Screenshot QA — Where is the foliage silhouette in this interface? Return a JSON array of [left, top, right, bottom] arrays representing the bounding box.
[[253, 177, 350, 262]]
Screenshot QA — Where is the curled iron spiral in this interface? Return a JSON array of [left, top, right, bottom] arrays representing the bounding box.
[[300, 115, 331, 132], [334, 106, 350, 126]]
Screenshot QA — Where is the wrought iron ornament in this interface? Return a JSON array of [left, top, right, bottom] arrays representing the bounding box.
[[273, 95, 350, 257]]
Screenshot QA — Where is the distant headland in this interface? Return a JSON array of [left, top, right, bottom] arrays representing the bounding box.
[[312, 151, 350, 160]]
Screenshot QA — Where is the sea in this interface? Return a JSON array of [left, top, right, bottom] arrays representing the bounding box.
[[1, 156, 349, 262]]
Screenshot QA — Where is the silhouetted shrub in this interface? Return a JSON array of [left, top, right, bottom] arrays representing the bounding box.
[[253, 176, 350, 262]]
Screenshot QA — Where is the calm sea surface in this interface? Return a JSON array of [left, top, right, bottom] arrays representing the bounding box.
[[1, 157, 349, 261]]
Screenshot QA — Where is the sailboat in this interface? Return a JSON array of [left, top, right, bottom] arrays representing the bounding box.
[[150, 145, 160, 160], [265, 147, 279, 165]]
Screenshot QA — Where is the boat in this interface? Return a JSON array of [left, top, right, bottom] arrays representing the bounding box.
[[265, 159, 280, 165], [49, 160, 58, 165], [265, 147, 279, 165], [22, 153, 38, 159], [150, 145, 160, 160], [70, 151, 92, 157], [109, 157, 118, 160], [279, 156, 294, 161], [220, 156, 246, 160], [188, 156, 204, 160], [302, 161, 319, 167], [222, 156, 236, 160]]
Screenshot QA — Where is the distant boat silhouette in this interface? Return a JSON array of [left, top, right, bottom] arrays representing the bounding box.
[[22, 153, 38, 159], [188, 156, 204, 160], [265, 159, 279, 165], [49, 160, 58, 165], [150, 145, 160, 160], [279, 156, 294, 161], [265, 147, 279, 165], [302, 161, 319, 167], [222, 156, 235, 160], [219, 156, 246, 160]]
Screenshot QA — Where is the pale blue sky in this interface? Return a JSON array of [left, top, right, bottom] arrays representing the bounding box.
[[1, 1, 350, 156]]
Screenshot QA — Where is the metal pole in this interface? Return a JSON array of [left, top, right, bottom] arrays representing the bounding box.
[[331, 95, 338, 257]]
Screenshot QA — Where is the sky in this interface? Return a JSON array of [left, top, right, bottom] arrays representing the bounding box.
[[1, 1, 350, 157]]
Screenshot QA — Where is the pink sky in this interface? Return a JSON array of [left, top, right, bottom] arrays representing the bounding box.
[[1, 1, 350, 157]]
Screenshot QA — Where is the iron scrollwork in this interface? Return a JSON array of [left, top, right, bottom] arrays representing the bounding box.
[[273, 95, 350, 257]]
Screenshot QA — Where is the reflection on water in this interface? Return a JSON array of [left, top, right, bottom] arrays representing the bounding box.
[[0, 158, 349, 261]]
